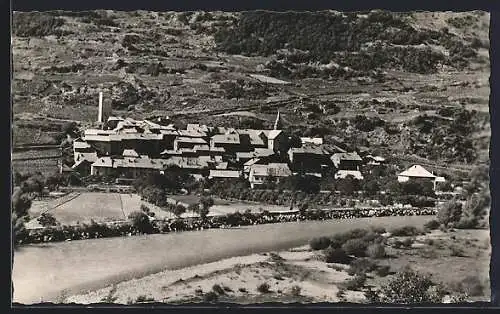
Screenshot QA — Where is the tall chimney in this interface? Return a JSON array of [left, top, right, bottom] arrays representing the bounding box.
[[98, 91, 104, 123]]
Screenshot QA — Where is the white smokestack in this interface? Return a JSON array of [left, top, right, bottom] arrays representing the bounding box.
[[98, 91, 104, 122]]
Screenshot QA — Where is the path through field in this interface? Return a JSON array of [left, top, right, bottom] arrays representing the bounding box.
[[13, 215, 433, 304]]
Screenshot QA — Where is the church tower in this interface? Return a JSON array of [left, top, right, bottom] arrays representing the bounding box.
[[273, 110, 283, 130]]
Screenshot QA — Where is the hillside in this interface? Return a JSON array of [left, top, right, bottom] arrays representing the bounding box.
[[11, 10, 490, 166]]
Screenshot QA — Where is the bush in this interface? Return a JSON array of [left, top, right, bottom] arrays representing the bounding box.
[[402, 238, 414, 248], [135, 295, 154, 303], [324, 247, 351, 264], [204, 291, 219, 302], [390, 226, 420, 237], [424, 219, 440, 230], [376, 265, 391, 277], [348, 258, 378, 276], [127, 211, 153, 234], [37, 212, 58, 227], [371, 267, 446, 303], [371, 226, 386, 234], [450, 246, 465, 257], [257, 282, 271, 293], [342, 238, 369, 257], [290, 285, 302, 296], [344, 274, 367, 291], [437, 201, 463, 226], [458, 276, 484, 297], [212, 284, 225, 295], [310, 236, 332, 250], [366, 243, 386, 259]]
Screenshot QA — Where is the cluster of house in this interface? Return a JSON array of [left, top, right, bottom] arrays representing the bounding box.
[[71, 108, 445, 190]]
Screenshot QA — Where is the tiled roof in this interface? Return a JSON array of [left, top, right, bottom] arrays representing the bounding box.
[[211, 134, 240, 144], [236, 149, 275, 159], [267, 130, 282, 140], [175, 137, 208, 144], [209, 170, 241, 178], [331, 152, 363, 162], [398, 165, 436, 178], [122, 149, 139, 157]]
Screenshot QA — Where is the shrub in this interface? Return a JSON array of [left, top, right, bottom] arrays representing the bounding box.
[[135, 295, 154, 303], [348, 258, 378, 276], [371, 226, 386, 234], [376, 265, 391, 277], [290, 285, 302, 296], [310, 236, 332, 250], [204, 291, 219, 302], [257, 282, 271, 293], [450, 246, 465, 257], [458, 276, 484, 297], [342, 238, 369, 257], [366, 243, 386, 259], [344, 274, 367, 291], [424, 220, 440, 230], [402, 238, 414, 248], [127, 211, 153, 234], [437, 201, 463, 226], [238, 287, 247, 293], [371, 267, 446, 303], [212, 284, 225, 295], [324, 247, 351, 264], [390, 226, 420, 237], [37, 212, 58, 227]]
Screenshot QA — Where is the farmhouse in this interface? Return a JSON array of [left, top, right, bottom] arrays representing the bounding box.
[[248, 163, 292, 188], [397, 164, 446, 190], [331, 152, 363, 171], [288, 144, 331, 174]]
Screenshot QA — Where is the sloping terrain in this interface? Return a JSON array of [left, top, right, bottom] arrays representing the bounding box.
[[11, 10, 490, 166]]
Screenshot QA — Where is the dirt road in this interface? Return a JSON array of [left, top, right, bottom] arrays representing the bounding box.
[[12, 215, 433, 304]]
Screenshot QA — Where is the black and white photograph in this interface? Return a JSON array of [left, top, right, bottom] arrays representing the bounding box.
[[11, 9, 491, 305]]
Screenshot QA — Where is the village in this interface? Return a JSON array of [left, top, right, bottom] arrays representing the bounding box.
[[70, 93, 446, 192]]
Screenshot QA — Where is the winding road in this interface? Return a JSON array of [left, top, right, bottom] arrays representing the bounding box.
[[12, 215, 433, 304]]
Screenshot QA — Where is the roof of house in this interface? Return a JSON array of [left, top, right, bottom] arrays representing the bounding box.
[[175, 137, 208, 144], [331, 152, 363, 162], [250, 163, 291, 177], [215, 162, 228, 169], [435, 176, 446, 182], [267, 130, 282, 140], [335, 170, 364, 180], [73, 141, 92, 149], [114, 157, 164, 170], [398, 165, 436, 178], [162, 156, 210, 169], [244, 157, 262, 167], [211, 134, 241, 145], [289, 145, 328, 155], [300, 137, 324, 145], [75, 152, 98, 163], [209, 170, 241, 178], [122, 149, 139, 157], [159, 129, 179, 136], [236, 148, 275, 159], [177, 129, 207, 138], [92, 157, 113, 167]]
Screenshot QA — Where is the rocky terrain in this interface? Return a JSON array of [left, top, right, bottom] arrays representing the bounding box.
[[12, 10, 490, 167]]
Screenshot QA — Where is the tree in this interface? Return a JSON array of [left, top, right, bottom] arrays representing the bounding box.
[[12, 186, 32, 245], [199, 196, 214, 219], [368, 267, 446, 303], [437, 200, 463, 226], [127, 211, 153, 234], [37, 212, 58, 227], [173, 204, 187, 217]]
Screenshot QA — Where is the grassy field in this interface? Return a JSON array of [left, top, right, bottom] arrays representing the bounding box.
[[12, 215, 434, 304]]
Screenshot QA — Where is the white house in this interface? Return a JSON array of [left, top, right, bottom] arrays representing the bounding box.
[[397, 164, 446, 190], [248, 163, 292, 188]]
